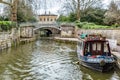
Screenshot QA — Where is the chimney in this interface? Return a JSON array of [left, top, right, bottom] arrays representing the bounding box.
[[45, 11, 46, 14], [49, 11, 50, 15]]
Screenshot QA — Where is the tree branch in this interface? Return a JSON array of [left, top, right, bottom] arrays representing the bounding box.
[[0, 0, 12, 6]]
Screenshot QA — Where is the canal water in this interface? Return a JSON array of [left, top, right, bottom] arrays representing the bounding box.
[[0, 40, 120, 80]]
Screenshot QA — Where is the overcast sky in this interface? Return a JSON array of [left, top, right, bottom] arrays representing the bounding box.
[[0, 0, 117, 15], [36, 0, 112, 15], [0, 3, 5, 15]]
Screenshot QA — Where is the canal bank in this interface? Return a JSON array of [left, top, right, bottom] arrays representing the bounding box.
[[0, 27, 36, 51], [54, 37, 78, 44], [0, 36, 35, 50]]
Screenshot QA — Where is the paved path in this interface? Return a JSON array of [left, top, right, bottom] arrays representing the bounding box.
[[54, 37, 79, 42]]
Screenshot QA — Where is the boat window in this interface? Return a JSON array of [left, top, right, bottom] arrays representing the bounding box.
[[92, 42, 101, 51], [97, 43, 101, 50], [85, 43, 90, 52], [92, 43, 96, 51], [87, 43, 90, 52], [84, 42, 91, 56], [78, 42, 83, 49], [78, 42, 81, 46], [104, 42, 109, 52], [81, 42, 84, 49]]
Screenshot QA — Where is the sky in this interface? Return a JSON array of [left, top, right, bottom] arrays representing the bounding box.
[[0, 0, 119, 15], [36, 0, 112, 15], [0, 3, 5, 15], [102, 0, 113, 8], [35, 0, 64, 15]]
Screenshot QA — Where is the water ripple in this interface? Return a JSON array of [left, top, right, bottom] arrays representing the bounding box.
[[0, 40, 120, 80]]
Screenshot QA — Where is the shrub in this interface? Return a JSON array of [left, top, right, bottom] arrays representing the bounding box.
[[75, 20, 80, 23], [0, 21, 14, 31], [88, 23, 95, 26], [76, 23, 82, 28], [77, 22, 112, 29], [82, 22, 88, 25]]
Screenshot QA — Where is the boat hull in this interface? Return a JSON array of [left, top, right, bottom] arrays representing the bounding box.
[[79, 60, 115, 72]]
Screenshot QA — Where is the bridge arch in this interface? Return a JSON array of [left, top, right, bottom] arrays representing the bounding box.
[[19, 22, 61, 37], [35, 27, 61, 37], [43, 29, 52, 37]]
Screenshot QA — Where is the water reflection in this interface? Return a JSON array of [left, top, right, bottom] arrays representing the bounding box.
[[80, 65, 115, 80], [0, 40, 120, 80]]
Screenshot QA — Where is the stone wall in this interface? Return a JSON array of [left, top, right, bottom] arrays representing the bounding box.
[[0, 27, 35, 50], [61, 31, 74, 37], [0, 33, 12, 50], [0, 28, 21, 50], [61, 25, 75, 37], [76, 29, 120, 45], [20, 26, 34, 38]]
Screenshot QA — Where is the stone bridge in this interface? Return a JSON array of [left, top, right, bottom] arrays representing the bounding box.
[[19, 22, 61, 37]]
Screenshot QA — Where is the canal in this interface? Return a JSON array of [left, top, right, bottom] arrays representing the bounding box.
[[0, 40, 120, 80]]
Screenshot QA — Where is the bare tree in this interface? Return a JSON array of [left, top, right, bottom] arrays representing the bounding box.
[[104, 1, 120, 26], [0, 0, 19, 22], [77, 0, 80, 20], [60, 0, 102, 20], [0, 0, 37, 22]]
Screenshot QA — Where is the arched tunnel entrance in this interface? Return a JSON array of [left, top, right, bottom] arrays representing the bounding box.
[[35, 27, 61, 38], [38, 29, 52, 37], [44, 29, 52, 37]]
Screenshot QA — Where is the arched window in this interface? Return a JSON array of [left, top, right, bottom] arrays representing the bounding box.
[[51, 19, 53, 21], [54, 18, 56, 21], [44, 18, 46, 21], [47, 18, 49, 21], [40, 18, 42, 21]]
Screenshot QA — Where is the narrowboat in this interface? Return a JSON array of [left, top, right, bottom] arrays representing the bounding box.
[[77, 34, 116, 72]]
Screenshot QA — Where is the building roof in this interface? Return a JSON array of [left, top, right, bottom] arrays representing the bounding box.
[[38, 14, 58, 16]]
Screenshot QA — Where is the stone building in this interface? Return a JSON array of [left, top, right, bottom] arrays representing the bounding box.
[[38, 13, 58, 23], [61, 25, 75, 37]]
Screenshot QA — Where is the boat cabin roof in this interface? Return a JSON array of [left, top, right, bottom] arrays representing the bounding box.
[[78, 34, 111, 56], [79, 34, 107, 42]]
